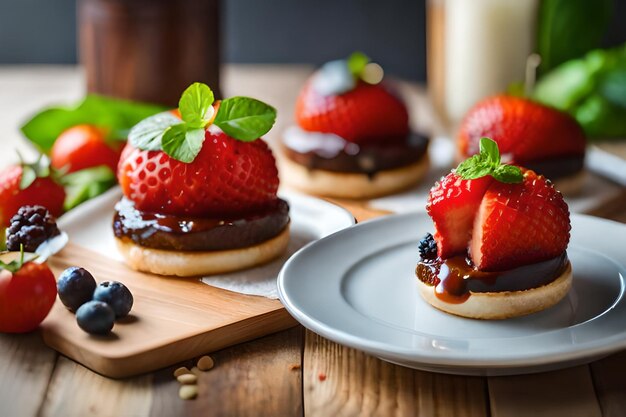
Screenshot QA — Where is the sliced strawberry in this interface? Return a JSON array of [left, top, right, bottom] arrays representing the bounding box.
[[470, 170, 570, 271], [118, 130, 279, 217], [458, 95, 586, 163], [295, 81, 409, 144], [427, 173, 494, 259]]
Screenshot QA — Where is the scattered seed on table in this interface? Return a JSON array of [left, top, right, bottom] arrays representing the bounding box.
[[197, 355, 214, 371], [177, 374, 198, 385], [190, 366, 201, 375], [179, 385, 198, 400], [173, 367, 191, 377], [289, 364, 301, 371], [318, 372, 327, 381]]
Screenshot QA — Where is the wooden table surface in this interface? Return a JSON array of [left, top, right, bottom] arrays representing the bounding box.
[[1, 65, 625, 417]]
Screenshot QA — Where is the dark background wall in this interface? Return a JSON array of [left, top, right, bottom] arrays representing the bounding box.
[[0, 0, 624, 81]]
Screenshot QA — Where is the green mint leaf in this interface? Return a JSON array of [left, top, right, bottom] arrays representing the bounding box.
[[456, 137, 524, 183], [455, 154, 493, 179], [178, 82, 215, 127], [161, 125, 206, 163], [61, 166, 117, 211], [21, 95, 166, 152], [347, 52, 370, 77], [213, 97, 277, 141], [492, 164, 524, 184], [128, 112, 182, 151], [479, 137, 500, 166]]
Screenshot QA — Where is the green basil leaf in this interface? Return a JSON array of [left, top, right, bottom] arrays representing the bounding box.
[[213, 97, 277, 141], [178, 82, 215, 127], [479, 137, 500, 166], [21, 95, 166, 152], [128, 112, 182, 151], [537, 0, 612, 74], [161, 125, 206, 163], [493, 164, 524, 184], [347, 51, 370, 77], [62, 165, 117, 211]]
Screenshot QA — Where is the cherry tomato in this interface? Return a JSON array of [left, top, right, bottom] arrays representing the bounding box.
[[0, 261, 57, 333], [51, 125, 124, 173]]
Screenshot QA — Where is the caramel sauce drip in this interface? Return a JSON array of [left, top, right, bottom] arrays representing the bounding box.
[[416, 253, 568, 304]]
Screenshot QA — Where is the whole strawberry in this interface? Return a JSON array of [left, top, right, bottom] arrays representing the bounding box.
[[295, 52, 409, 144], [0, 157, 65, 227], [428, 138, 570, 271], [122, 83, 278, 216], [458, 95, 586, 164], [119, 131, 278, 216]]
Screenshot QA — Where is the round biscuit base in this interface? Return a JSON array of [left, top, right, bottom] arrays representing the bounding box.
[[278, 154, 429, 199], [115, 225, 290, 277], [417, 262, 573, 320]]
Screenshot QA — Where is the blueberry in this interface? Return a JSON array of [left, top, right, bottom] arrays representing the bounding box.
[[93, 281, 134, 319], [57, 267, 97, 312], [76, 301, 115, 335]]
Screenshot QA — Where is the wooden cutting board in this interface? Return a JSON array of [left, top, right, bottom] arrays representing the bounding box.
[[40, 243, 296, 378]]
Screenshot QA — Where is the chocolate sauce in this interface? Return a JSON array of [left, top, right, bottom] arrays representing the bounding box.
[[112, 198, 289, 251], [282, 126, 428, 177], [416, 253, 568, 304], [522, 156, 584, 181]]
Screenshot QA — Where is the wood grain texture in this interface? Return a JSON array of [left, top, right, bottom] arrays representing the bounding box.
[[488, 366, 602, 417], [590, 351, 626, 417], [39, 356, 153, 417], [304, 331, 488, 417], [150, 326, 303, 417], [41, 243, 296, 378], [0, 333, 57, 417]]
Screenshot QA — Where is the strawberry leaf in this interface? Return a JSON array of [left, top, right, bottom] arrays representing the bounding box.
[[456, 138, 523, 183], [347, 51, 370, 77], [18, 154, 54, 190], [128, 112, 182, 151], [61, 165, 117, 211], [161, 125, 206, 163], [178, 82, 215, 128], [213, 97, 277, 141]]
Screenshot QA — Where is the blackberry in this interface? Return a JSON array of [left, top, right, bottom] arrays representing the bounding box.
[[418, 233, 438, 261], [6, 205, 60, 252]]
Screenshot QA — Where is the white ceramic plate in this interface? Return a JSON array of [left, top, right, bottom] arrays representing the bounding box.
[[278, 212, 626, 376], [59, 187, 355, 298]]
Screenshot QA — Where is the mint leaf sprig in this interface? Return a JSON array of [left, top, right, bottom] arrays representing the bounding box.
[[128, 83, 277, 163], [455, 138, 523, 184]]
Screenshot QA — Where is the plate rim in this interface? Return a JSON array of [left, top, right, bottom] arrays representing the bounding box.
[[278, 211, 626, 370]]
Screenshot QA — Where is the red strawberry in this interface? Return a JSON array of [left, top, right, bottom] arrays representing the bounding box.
[[427, 173, 494, 258], [118, 130, 279, 217], [296, 81, 409, 144], [51, 124, 124, 174], [458, 95, 586, 163], [0, 259, 57, 333], [470, 170, 570, 271], [0, 165, 65, 227]]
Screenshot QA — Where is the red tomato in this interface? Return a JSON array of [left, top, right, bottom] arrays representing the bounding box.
[[51, 125, 124, 173], [0, 261, 57, 333]]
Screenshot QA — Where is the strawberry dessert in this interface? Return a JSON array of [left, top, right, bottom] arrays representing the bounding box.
[[458, 95, 587, 194], [281, 53, 429, 198], [113, 83, 288, 277], [416, 138, 572, 319]]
